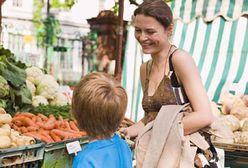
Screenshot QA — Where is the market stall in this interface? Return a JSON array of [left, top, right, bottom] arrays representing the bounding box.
[[0, 46, 88, 167], [122, 0, 248, 167]]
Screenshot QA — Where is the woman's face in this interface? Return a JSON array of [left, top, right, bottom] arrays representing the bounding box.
[[134, 14, 170, 55]]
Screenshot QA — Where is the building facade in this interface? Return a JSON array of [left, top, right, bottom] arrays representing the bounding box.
[[2, 0, 90, 83]]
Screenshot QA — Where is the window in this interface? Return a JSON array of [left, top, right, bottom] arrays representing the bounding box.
[[12, 0, 22, 7]]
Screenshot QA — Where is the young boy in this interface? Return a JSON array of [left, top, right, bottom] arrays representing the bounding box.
[[72, 72, 132, 168]]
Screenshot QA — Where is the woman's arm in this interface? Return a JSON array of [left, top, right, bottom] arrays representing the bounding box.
[[119, 63, 147, 138], [172, 50, 214, 135]]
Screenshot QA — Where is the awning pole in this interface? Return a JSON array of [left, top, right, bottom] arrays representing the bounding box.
[[114, 0, 124, 82]]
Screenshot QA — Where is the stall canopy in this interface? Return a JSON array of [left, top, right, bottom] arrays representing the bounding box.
[[123, 0, 248, 121]]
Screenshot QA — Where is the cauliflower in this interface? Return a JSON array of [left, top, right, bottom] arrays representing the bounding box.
[[0, 75, 10, 98], [32, 95, 49, 107], [36, 75, 59, 100], [26, 80, 36, 96], [25, 66, 44, 85], [49, 93, 69, 106]]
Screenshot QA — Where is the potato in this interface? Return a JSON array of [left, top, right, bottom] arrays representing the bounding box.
[[0, 135, 11, 149], [15, 137, 26, 147], [0, 124, 11, 136], [0, 114, 12, 125], [10, 129, 20, 143], [242, 119, 248, 132], [220, 115, 240, 131], [0, 107, 6, 114], [231, 105, 248, 120], [1, 124, 10, 129], [19, 136, 35, 146]]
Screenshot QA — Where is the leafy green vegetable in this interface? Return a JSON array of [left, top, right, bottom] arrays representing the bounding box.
[[0, 99, 7, 108], [0, 58, 26, 88], [32, 104, 72, 119], [0, 75, 10, 98], [0, 46, 32, 115]]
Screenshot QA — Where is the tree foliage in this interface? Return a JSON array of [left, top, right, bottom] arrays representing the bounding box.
[[32, 0, 77, 47]]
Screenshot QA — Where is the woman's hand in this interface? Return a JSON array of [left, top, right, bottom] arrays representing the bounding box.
[[119, 121, 145, 139]]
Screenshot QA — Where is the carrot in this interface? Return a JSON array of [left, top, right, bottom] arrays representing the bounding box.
[[51, 129, 75, 139], [18, 112, 35, 118], [73, 120, 78, 126], [12, 124, 21, 132], [38, 114, 48, 121], [50, 131, 62, 142], [69, 121, 80, 131], [42, 122, 55, 130], [26, 126, 39, 132], [60, 129, 84, 138], [35, 116, 43, 123], [40, 130, 54, 143], [58, 116, 63, 121], [54, 121, 59, 129], [20, 127, 28, 133], [79, 131, 87, 137], [34, 115, 55, 130], [64, 120, 71, 130], [31, 116, 37, 122], [13, 116, 36, 127], [12, 120, 23, 127], [48, 114, 56, 121], [36, 122, 44, 128], [24, 132, 53, 144], [58, 116, 65, 128]]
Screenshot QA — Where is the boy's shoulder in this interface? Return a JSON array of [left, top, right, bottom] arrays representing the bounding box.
[[73, 134, 132, 168]]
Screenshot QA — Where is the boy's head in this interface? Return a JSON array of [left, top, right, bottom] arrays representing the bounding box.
[[72, 72, 127, 139]]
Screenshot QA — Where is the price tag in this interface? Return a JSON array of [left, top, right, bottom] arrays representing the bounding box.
[[66, 141, 82, 155]]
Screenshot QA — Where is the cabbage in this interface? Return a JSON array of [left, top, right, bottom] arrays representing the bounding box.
[[0, 75, 10, 98], [0, 99, 7, 108]]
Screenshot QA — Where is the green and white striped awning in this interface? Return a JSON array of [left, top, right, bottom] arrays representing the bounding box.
[[122, 0, 248, 121], [171, 0, 248, 23]]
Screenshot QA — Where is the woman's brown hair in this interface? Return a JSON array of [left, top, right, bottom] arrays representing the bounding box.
[[72, 72, 127, 139], [134, 0, 173, 30]]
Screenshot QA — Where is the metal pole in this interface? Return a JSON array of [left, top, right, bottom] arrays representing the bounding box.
[[44, 0, 50, 70], [114, 0, 124, 82]]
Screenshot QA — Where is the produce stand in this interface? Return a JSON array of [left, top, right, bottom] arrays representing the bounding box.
[[41, 136, 88, 168], [213, 142, 248, 168], [0, 141, 44, 168]]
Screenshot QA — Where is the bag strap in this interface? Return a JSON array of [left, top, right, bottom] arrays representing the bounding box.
[[169, 48, 180, 87], [189, 132, 210, 151]]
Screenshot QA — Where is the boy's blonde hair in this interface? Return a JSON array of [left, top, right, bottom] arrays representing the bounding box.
[[72, 72, 127, 139]]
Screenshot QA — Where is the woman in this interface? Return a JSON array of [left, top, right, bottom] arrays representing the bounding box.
[[120, 0, 217, 167]]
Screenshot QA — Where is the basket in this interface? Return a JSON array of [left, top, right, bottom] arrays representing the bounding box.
[[0, 141, 45, 168], [213, 142, 248, 167], [41, 136, 88, 168], [213, 141, 248, 152]]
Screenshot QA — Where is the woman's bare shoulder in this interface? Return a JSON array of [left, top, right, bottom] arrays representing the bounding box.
[[171, 49, 196, 71]]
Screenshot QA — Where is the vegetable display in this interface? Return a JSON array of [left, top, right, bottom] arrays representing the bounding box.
[[32, 104, 72, 119], [212, 93, 248, 144], [0, 46, 71, 116], [11, 112, 86, 144], [0, 108, 35, 149], [0, 46, 32, 115], [25, 67, 70, 107]]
